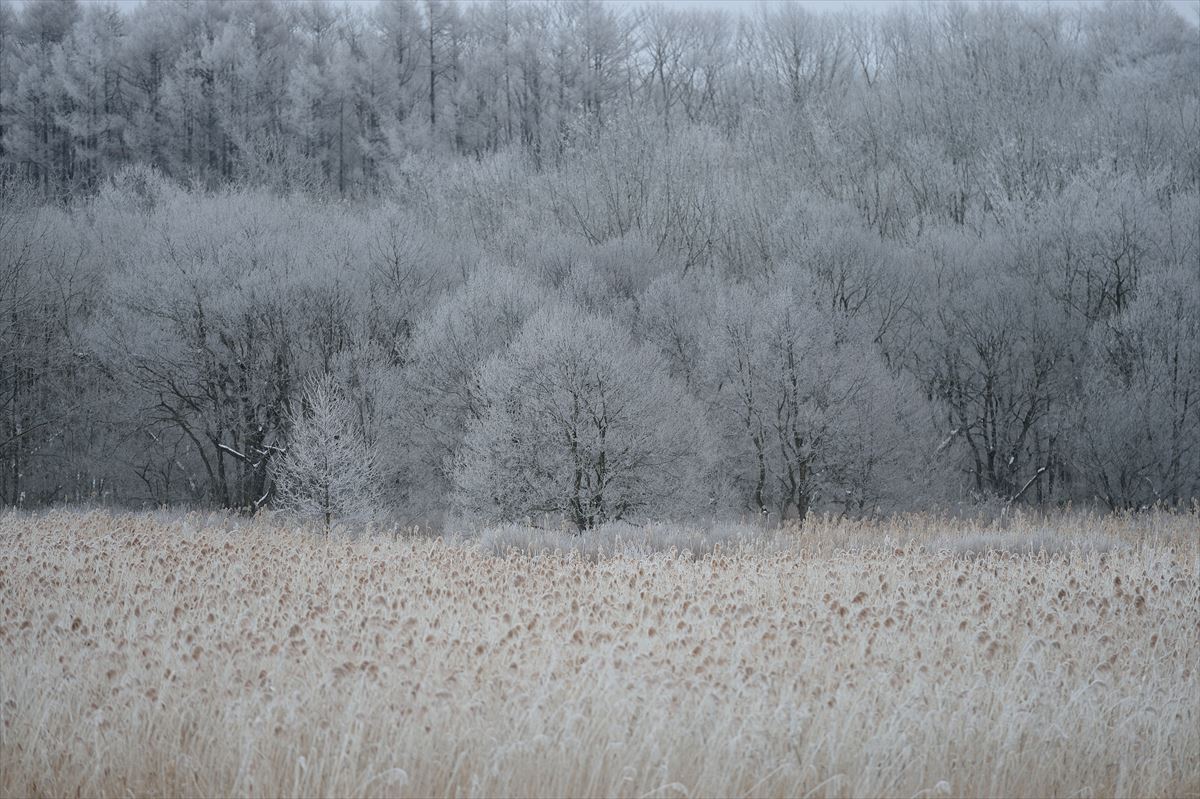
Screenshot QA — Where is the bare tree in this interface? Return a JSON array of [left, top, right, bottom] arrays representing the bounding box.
[[1073, 267, 1200, 510], [705, 281, 934, 522], [453, 304, 711, 530]]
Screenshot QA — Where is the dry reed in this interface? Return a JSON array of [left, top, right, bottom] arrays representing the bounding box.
[[1, 510, 1197, 798]]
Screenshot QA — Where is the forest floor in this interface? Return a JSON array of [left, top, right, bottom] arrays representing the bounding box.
[[1, 510, 1197, 798]]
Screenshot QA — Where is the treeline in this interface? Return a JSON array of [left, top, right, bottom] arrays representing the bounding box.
[[0, 0, 1197, 524], [2, 0, 1197, 197]]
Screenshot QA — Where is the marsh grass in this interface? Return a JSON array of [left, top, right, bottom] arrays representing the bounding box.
[[1, 509, 1197, 798]]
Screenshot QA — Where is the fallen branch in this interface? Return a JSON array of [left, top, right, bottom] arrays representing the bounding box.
[[1007, 466, 1047, 506]]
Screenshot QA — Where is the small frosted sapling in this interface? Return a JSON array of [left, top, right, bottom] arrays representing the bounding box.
[[273, 374, 382, 533]]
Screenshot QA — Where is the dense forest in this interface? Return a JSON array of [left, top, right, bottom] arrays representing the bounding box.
[[1, 0, 1197, 526]]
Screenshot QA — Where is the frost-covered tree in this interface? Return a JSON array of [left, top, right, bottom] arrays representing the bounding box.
[[92, 173, 386, 509], [705, 282, 934, 521], [912, 226, 1074, 503], [273, 374, 381, 532], [453, 304, 711, 530], [383, 264, 545, 515], [1073, 268, 1200, 510], [0, 181, 98, 505], [1, 0, 1199, 520], [636, 272, 719, 391], [51, 3, 125, 191]]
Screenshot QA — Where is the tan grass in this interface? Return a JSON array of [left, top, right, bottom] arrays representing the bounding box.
[[1, 510, 1197, 798]]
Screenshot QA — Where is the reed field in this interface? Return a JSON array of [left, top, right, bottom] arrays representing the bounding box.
[[1, 510, 1197, 798]]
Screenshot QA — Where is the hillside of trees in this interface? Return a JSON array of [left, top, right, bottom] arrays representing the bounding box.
[[1, 0, 1197, 525]]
